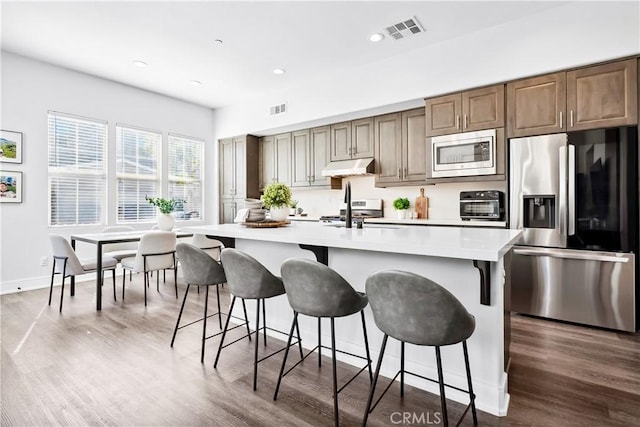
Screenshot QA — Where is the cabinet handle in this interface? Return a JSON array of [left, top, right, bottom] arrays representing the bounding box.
[[559, 111, 563, 129], [403, 168, 407, 179], [456, 115, 460, 129], [398, 168, 401, 179], [570, 110, 574, 127], [464, 114, 468, 129]]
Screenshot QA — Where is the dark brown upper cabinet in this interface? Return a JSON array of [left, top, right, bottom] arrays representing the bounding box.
[[330, 118, 375, 161], [425, 84, 505, 137], [507, 58, 637, 137]]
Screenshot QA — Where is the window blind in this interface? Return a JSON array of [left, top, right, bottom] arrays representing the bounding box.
[[116, 125, 161, 222], [168, 134, 203, 221], [48, 112, 107, 226]]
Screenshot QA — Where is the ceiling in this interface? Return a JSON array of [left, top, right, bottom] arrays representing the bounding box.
[[1, 1, 568, 110]]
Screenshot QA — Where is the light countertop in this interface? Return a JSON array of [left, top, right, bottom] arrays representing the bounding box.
[[289, 215, 506, 228], [185, 222, 521, 262]]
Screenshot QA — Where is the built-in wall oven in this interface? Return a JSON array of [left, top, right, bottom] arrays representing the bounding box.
[[431, 129, 496, 178], [509, 126, 638, 332]]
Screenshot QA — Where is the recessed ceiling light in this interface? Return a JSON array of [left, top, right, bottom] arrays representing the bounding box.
[[132, 60, 147, 68], [369, 33, 385, 42], [273, 68, 286, 75], [190, 80, 202, 86]]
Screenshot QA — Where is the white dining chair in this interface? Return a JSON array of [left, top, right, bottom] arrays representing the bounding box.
[[191, 234, 225, 261], [102, 225, 138, 262], [120, 231, 177, 306], [49, 234, 118, 312]]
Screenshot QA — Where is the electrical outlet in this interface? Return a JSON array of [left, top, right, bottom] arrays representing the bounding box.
[[40, 256, 48, 267]]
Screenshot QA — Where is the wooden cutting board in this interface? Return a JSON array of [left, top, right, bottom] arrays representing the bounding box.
[[415, 188, 428, 219], [241, 220, 290, 228]]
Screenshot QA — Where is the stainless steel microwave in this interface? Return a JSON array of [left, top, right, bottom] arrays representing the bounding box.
[[431, 129, 496, 178]]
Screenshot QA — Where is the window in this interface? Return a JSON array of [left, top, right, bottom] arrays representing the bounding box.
[[116, 125, 161, 223], [48, 112, 107, 226], [168, 134, 203, 221]]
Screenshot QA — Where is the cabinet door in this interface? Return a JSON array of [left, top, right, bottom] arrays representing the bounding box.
[[233, 136, 247, 198], [274, 133, 292, 186], [402, 108, 427, 182], [259, 135, 275, 189], [425, 93, 462, 137], [219, 137, 235, 198], [330, 122, 352, 161], [567, 59, 638, 131], [291, 130, 310, 187], [374, 113, 402, 185], [220, 198, 236, 224], [507, 73, 566, 138], [463, 85, 505, 132], [310, 126, 331, 187], [352, 117, 375, 159]]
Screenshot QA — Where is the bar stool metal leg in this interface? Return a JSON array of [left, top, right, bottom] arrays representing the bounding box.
[[242, 298, 252, 342], [435, 346, 449, 427], [253, 298, 261, 391], [214, 296, 237, 368], [318, 317, 322, 367], [361, 311, 373, 383], [463, 340, 478, 425], [273, 312, 298, 401], [330, 317, 339, 427], [201, 285, 209, 363], [362, 334, 388, 427], [262, 299, 267, 346], [216, 284, 222, 329], [171, 284, 190, 347], [400, 341, 405, 397]]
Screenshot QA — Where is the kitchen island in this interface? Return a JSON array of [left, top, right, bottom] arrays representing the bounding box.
[[184, 222, 521, 416]]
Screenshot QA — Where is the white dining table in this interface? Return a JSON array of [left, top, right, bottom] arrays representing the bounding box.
[[70, 230, 193, 310]]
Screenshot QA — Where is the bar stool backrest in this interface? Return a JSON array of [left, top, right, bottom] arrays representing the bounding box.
[[49, 234, 85, 275], [281, 258, 364, 318], [176, 243, 226, 286], [220, 248, 284, 299], [366, 270, 476, 346]]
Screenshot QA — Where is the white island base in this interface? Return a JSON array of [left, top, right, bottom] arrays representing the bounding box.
[[186, 223, 521, 417]]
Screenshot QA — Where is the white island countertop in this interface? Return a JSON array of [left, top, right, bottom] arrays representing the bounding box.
[[185, 221, 521, 262]]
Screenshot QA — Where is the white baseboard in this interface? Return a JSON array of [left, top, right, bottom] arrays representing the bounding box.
[[2, 272, 101, 295]]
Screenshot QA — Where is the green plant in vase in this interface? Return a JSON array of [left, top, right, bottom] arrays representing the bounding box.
[[393, 197, 411, 219], [261, 183, 292, 221]]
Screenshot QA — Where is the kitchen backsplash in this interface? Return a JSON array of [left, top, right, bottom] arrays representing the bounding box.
[[290, 176, 506, 219]]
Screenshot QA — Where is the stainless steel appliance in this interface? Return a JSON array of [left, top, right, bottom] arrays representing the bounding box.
[[459, 190, 504, 221], [509, 127, 638, 332], [319, 199, 383, 226], [431, 129, 496, 178]]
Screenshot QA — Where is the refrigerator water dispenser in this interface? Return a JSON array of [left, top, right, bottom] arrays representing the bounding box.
[[523, 195, 555, 229]]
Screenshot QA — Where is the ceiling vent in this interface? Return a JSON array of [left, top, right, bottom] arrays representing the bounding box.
[[386, 16, 424, 40], [269, 102, 287, 115]]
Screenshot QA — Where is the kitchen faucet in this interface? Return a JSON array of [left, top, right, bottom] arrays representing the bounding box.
[[344, 182, 352, 228]]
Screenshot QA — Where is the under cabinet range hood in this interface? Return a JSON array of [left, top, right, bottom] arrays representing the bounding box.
[[321, 158, 375, 177]]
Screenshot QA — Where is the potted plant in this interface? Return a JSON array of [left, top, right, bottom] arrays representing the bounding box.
[[260, 182, 292, 221], [145, 195, 178, 230], [289, 199, 298, 216], [392, 197, 411, 219]]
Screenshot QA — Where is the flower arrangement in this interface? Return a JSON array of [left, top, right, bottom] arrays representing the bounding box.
[[145, 195, 177, 214], [260, 182, 291, 209], [392, 197, 410, 210]]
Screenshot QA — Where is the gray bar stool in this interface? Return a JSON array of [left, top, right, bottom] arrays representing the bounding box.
[[215, 248, 303, 391], [362, 270, 477, 427], [171, 243, 251, 363], [274, 258, 373, 427]]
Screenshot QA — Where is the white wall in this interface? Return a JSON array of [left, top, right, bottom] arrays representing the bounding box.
[[0, 52, 216, 293]]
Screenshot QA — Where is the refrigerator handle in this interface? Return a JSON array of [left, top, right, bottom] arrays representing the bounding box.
[[568, 145, 576, 236], [558, 146, 567, 240]]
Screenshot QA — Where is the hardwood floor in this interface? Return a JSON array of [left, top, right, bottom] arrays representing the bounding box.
[[1, 275, 639, 426]]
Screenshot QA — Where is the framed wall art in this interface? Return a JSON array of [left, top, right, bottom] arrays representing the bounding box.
[[0, 130, 23, 164], [0, 171, 22, 203]]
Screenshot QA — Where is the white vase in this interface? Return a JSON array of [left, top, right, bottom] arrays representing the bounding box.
[[269, 206, 289, 221], [157, 213, 175, 231], [396, 209, 407, 219]]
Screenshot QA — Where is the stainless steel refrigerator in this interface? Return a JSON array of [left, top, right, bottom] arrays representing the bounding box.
[[509, 127, 638, 332]]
